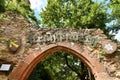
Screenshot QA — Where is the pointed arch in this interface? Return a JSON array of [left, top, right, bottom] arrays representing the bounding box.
[[8, 42, 105, 80]]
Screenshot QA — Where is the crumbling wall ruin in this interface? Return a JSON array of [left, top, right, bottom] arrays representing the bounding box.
[[0, 13, 120, 80]]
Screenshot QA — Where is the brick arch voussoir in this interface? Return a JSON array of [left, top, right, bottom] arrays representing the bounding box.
[[8, 42, 106, 80]]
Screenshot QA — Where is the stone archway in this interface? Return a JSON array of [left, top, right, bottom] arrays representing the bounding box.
[[8, 42, 106, 80], [0, 13, 119, 80]]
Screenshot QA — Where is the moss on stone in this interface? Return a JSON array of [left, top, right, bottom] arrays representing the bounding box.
[[0, 38, 8, 44]]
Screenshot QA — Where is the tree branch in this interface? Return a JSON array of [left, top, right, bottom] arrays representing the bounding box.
[[64, 54, 81, 79]]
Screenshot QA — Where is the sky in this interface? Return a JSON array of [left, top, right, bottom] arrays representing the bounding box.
[[29, 0, 47, 20], [29, 0, 120, 42]]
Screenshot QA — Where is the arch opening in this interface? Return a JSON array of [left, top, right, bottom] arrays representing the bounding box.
[[28, 50, 95, 80], [8, 43, 105, 80]]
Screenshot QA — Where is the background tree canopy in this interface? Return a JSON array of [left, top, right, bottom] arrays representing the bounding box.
[[40, 0, 120, 40], [28, 52, 95, 80], [108, 0, 120, 34], [0, 0, 40, 25], [40, 0, 108, 30]]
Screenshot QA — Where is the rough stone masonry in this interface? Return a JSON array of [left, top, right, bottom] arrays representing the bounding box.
[[0, 13, 120, 80]]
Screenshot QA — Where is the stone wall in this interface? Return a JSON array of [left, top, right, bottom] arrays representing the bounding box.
[[0, 13, 120, 80]]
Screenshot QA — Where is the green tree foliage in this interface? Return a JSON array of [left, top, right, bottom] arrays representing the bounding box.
[[28, 51, 95, 80], [28, 63, 53, 80], [0, 0, 5, 12], [40, 0, 108, 31], [0, 0, 39, 25], [108, 0, 120, 34], [110, 0, 120, 23]]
